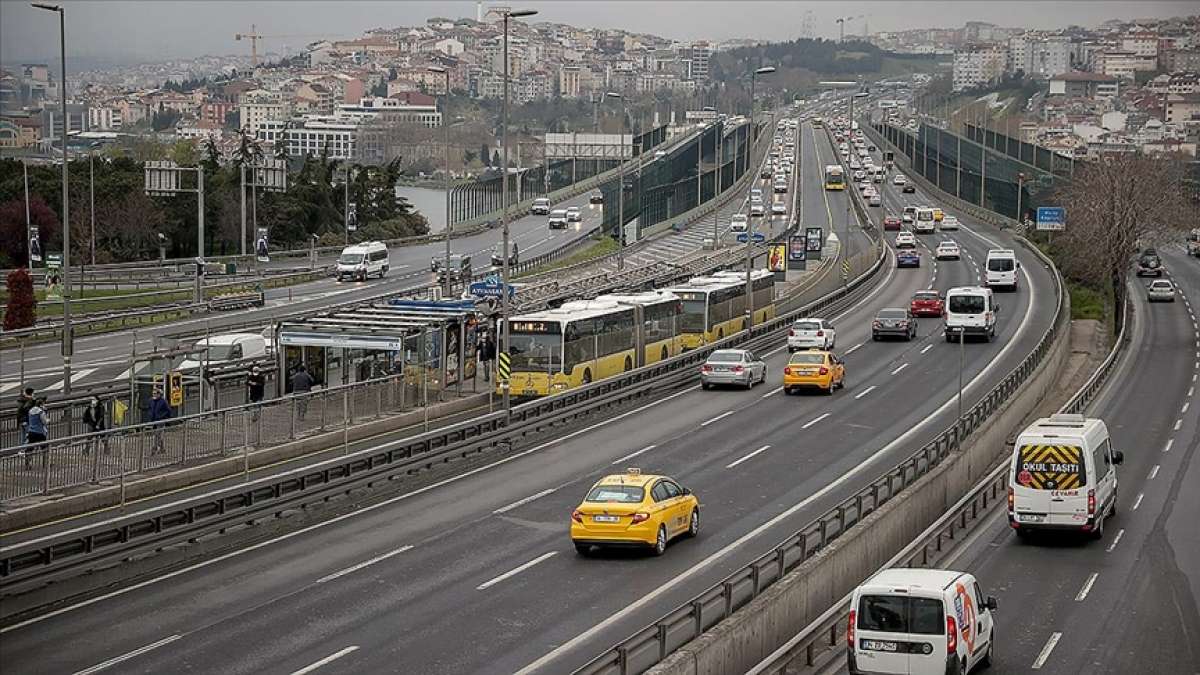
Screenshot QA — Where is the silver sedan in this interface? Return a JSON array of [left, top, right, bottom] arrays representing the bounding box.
[[701, 349, 767, 389]]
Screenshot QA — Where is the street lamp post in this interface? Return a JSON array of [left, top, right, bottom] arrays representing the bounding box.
[[33, 1, 73, 394], [430, 66, 454, 297], [489, 6, 538, 415], [745, 66, 774, 331], [604, 91, 627, 251], [89, 150, 95, 266]]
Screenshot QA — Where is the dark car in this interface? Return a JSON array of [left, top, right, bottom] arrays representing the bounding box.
[[902, 183, 916, 194], [910, 290, 945, 317], [897, 249, 921, 268], [883, 216, 902, 231], [1136, 248, 1163, 277], [761, 167, 773, 179], [872, 307, 917, 341], [589, 191, 604, 205]]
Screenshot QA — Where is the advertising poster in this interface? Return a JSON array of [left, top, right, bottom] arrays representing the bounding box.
[[28, 225, 42, 264], [347, 203, 358, 232], [806, 226, 824, 261], [768, 244, 786, 272], [788, 235, 807, 271]]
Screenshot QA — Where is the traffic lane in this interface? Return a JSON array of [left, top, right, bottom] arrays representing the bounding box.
[[0, 209, 892, 670], [946, 277, 1200, 674], [810, 123, 874, 257]]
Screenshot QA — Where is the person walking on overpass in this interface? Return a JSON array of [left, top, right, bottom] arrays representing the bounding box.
[[16, 387, 35, 446], [148, 388, 171, 455], [291, 364, 314, 421], [24, 396, 49, 470], [83, 396, 108, 455]]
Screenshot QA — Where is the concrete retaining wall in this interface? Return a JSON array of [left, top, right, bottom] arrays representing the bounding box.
[[0, 393, 490, 532], [650, 273, 1070, 675]]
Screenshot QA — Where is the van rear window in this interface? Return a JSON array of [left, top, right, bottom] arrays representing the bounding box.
[[948, 295, 985, 314], [988, 258, 1015, 272], [1015, 444, 1085, 490], [857, 595, 944, 635]]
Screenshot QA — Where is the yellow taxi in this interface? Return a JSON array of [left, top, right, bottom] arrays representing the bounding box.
[[570, 468, 700, 556], [932, 207, 945, 222], [783, 349, 845, 395]]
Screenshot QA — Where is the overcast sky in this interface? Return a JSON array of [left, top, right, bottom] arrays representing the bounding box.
[[2, 1, 1195, 67]]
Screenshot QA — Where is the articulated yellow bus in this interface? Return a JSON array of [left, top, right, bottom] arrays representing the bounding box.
[[503, 292, 683, 396], [824, 165, 845, 191], [669, 270, 776, 351]]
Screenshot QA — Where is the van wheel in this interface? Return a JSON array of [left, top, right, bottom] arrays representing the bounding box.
[[624, 356, 632, 372], [1090, 511, 1106, 540], [380, 265, 388, 278], [980, 637, 994, 669]]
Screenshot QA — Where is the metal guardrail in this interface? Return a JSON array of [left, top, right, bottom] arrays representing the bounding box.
[[749, 287, 1134, 675], [573, 205, 1068, 675], [0, 217, 887, 589]]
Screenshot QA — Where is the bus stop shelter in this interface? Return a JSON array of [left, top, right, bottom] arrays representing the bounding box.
[[276, 299, 484, 399]]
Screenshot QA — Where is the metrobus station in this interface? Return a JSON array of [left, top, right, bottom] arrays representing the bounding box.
[[276, 299, 486, 399]]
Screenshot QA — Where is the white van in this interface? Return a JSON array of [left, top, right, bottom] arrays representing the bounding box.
[[178, 333, 268, 371], [984, 249, 1019, 291], [847, 568, 997, 675], [336, 241, 389, 281], [530, 197, 551, 215], [913, 207, 936, 234], [1008, 414, 1123, 540], [943, 286, 998, 342]]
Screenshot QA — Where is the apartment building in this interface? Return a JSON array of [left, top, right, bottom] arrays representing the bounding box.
[[239, 89, 289, 135], [1048, 72, 1120, 100], [953, 43, 1006, 91]]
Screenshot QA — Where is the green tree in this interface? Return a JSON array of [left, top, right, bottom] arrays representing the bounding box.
[[170, 139, 199, 166], [481, 143, 492, 166]]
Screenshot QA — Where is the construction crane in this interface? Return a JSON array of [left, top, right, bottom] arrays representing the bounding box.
[[835, 15, 864, 43], [235, 25, 327, 67]]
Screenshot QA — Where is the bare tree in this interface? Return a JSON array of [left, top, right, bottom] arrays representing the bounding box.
[[1052, 153, 1197, 304]]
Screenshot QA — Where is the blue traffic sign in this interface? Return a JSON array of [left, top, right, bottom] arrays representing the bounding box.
[[469, 277, 515, 298], [736, 232, 767, 243], [1036, 206, 1065, 231]]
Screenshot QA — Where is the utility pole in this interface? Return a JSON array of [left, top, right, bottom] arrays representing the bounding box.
[[430, 66, 453, 297], [744, 66, 775, 331]]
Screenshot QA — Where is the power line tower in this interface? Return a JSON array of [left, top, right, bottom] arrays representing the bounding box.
[[801, 10, 814, 39]]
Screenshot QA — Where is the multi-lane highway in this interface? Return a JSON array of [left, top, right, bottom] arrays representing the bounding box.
[[0, 105, 1067, 674]]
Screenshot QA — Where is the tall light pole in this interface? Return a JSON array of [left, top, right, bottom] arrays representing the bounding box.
[[707, 105, 721, 248], [489, 6, 537, 414], [604, 91, 627, 250], [745, 66, 774, 331], [430, 66, 454, 297], [34, 1, 73, 394], [89, 148, 95, 266]]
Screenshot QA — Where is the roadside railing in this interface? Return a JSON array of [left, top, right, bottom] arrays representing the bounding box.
[[0, 217, 888, 589], [573, 212, 1066, 675]]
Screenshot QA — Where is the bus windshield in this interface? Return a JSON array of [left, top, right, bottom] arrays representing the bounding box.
[[509, 333, 562, 371], [680, 298, 707, 332]]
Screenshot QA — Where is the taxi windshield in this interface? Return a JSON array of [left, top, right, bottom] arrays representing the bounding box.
[[586, 485, 644, 503], [789, 353, 825, 365]]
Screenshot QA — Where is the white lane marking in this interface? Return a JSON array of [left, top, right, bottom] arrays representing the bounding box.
[[0, 384, 703, 635], [701, 410, 735, 427], [1032, 632, 1063, 670], [1182, 402, 1191, 414], [890, 363, 908, 375], [1107, 529, 1125, 553], [1149, 465, 1160, 480], [476, 551, 557, 591], [854, 385, 877, 400], [514, 219, 1040, 675], [1164, 439, 1174, 454], [801, 412, 831, 429], [1175, 419, 1183, 431], [1189, 386, 1195, 398], [1133, 492, 1145, 510], [920, 344, 933, 354], [0, 381, 22, 393], [761, 386, 783, 399], [1075, 572, 1098, 601], [316, 546, 414, 584], [44, 367, 99, 391], [493, 489, 556, 515], [611, 445, 657, 465], [726, 444, 771, 469], [72, 635, 182, 675], [845, 342, 864, 354], [290, 646, 360, 675]]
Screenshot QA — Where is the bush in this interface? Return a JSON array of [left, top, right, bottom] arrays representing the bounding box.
[[3, 268, 37, 330]]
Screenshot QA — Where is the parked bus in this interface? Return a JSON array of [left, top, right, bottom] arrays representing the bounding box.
[[503, 292, 682, 396], [824, 165, 846, 191], [669, 270, 776, 350]]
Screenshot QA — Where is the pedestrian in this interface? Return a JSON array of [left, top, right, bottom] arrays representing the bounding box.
[[148, 387, 171, 454], [476, 333, 490, 382], [247, 366, 265, 404], [16, 387, 34, 446], [24, 396, 48, 470], [291, 364, 314, 420], [83, 395, 108, 455]]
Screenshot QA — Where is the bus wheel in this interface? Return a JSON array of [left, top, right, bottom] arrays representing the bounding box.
[[661, 346, 669, 361], [718, 329, 724, 340], [624, 356, 632, 372], [582, 369, 592, 385]]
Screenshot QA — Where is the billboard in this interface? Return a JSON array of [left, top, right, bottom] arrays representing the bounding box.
[[768, 244, 786, 272]]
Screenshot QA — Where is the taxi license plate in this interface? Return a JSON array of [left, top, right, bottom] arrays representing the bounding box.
[[593, 515, 620, 523], [862, 640, 898, 652], [1019, 513, 1045, 523]]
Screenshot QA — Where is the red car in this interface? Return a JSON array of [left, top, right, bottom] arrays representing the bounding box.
[[883, 216, 902, 231], [910, 290, 945, 317]]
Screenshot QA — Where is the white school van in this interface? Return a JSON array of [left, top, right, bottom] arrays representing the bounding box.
[[913, 207, 936, 234], [983, 249, 1019, 291], [943, 286, 998, 342], [336, 241, 389, 281], [1008, 413, 1123, 540], [848, 568, 997, 675]]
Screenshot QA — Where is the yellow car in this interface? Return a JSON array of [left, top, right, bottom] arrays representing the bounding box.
[[570, 468, 700, 556], [932, 207, 944, 222], [783, 349, 846, 394]]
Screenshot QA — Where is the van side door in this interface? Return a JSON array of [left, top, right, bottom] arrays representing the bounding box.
[[1095, 438, 1117, 513], [972, 581, 994, 666]]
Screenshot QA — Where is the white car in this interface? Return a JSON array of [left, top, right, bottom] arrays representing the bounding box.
[[566, 206, 583, 222], [771, 202, 787, 216], [892, 174, 907, 186], [868, 193, 882, 207], [547, 209, 569, 229], [787, 318, 836, 351], [750, 188, 763, 200], [730, 213, 749, 233], [939, 215, 959, 231], [895, 231, 917, 249], [1147, 279, 1176, 302], [850, 159, 862, 170], [853, 170, 866, 182], [935, 241, 961, 260], [750, 201, 766, 217]]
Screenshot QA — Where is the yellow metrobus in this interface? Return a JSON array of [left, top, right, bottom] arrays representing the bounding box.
[[502, 292, 683, 396], [669, 270, 776, 351], [824, 165, 845, 191]]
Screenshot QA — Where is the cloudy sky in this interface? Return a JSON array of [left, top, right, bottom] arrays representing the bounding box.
[[2, 1, 1195, 67]]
